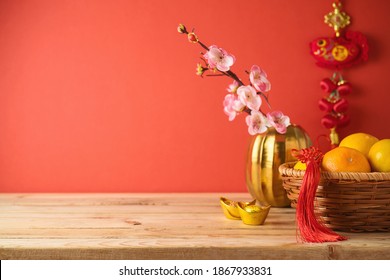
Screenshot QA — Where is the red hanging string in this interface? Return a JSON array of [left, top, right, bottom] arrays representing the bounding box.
[[292, 147, 347, 243]]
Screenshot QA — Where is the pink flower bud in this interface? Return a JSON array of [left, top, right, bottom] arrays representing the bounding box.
[[187, 32, 198, 43], [320, 78, 337, 93]]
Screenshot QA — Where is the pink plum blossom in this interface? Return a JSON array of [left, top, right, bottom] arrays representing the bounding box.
[[237, 85, 261, 111], [227, 80, 239, 93], [223, 94, 245, 121], [249, 65, 271, 92], [246, 110, 269, 135], [204, 45, 235, 72], [266, 111, 291, 134]]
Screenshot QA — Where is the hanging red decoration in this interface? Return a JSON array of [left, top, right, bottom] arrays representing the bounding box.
[[297, 0, 369, 244], [310, 0, 369, 147], [318, 72, 351, 138], [310, 31, 369, 70]]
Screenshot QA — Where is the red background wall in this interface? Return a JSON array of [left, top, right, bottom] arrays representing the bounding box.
[[1, 0, 389, 193]]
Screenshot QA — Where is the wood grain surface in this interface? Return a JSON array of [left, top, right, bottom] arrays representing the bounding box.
[[0, 193, 389, 260]]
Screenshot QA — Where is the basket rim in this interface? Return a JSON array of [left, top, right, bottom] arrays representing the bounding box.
[[279, 162, 390, 181]]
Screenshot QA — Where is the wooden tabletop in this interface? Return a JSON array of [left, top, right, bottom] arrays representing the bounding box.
[[0, 193, 389, 260]]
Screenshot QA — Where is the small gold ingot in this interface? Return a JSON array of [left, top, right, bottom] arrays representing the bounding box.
[[220, 197, 255, 220], [237, 202, 271, 225]]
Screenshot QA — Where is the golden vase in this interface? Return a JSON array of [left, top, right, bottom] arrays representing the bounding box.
[[246, 124, 312, 207]]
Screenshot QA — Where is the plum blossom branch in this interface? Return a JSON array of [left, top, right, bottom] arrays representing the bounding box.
[[178, 24, 243, 86], [178, 23, 290, 135]]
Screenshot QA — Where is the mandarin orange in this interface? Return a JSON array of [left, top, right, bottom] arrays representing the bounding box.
[[368, 139, 390, 172], [339, 132, 378, 157], [293, 161, 307, 171], [322, 146, 371, 173]]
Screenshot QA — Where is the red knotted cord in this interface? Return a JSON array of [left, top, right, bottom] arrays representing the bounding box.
[[292, 147, 347, 243]]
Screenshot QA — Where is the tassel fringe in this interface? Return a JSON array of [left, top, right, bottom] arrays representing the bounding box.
[[292, 147, 347, 243]]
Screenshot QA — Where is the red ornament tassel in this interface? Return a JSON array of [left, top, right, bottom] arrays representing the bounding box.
[[292, 147, 347, 243]]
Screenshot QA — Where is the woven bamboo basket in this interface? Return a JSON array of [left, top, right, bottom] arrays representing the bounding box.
[[279, 162, 390, 232]]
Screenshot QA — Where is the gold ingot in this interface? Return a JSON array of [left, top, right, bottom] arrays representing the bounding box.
[[237, 202, 271, 225], [246, 124, 312, 207], [220, 197, 255, 220]]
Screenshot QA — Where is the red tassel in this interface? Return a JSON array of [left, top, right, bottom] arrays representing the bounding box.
[[292, 147, 347, 243]]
